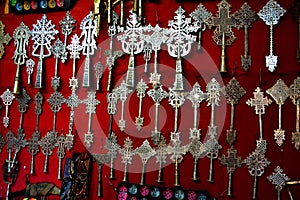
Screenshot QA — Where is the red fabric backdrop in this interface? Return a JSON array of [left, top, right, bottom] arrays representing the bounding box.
[[0, 0, 299, 199]]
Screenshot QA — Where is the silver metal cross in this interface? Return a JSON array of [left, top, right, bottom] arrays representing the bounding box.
[[168, 88, 185, 133], [105, 132, 121, 179], [39, 130, 57, 173], [114, 80, 133, 131], [27, 92, 43, 174], [234, 3, 258, 71], [143, 24, 168, 87], [267, 79, 289, 146], [258, 0, 286, 72], [1, 89, 15, 128], [135, 139, 156, 185], [0, 21, 11, 59], [135, 79, 148, 130], [267, 166, 290, 200], [223, 77, 246, 146], [94, 61, 104, 91], [117, 10, 145, 87], [83, 91, 100, 148], [155, 135, 168, 183], [16, 89, 31, 144], [244, 149, 270, 199], [59, 11, 76, 63], [187, 82, 207, 139], [105, 11, 123, 92], [147, 85, 169, 145], [190, 3, 212, 51], [205, 78, 222, 183], [165, 6, 196, 90], [31, 14, 58, 88], [290, 77, 300, 149], [26, 58, 35, 85], [12, 22, 30, 94], [80, 11, 98, 88], [188, 135, 206, 181], [51, 39, 65, 91], [47, 91, 65, 132], [167, 132, 188, 186], [246, 87, 272, 139], [119, 137, 135, 182], [143, 43, 152, 73], [55, 133, 66, 180]]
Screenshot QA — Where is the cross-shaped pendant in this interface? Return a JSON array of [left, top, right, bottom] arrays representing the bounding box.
[[165, 6, 196, 90], [290, 77, 300, 149], [147, 85, 169, 145], [31, 14, 58, 88], [119, 137, 135, 182], [206, 0, 237, 73], [114, 80, 132, 131], [135, 139, 156, 185], [12, 22, 30, 94], [51, 39, 65, 91], [80, 11, 98, 88], [83, 91, 100, 148], [135, 79, 148, 130], [267, 166, 290, 200], [0, 21, 11, 59], [26, 58, 35, 85], [188, 136, 206, 181], [234, 3, 258, 71], [1, 89, 15, 128], [27, 92, 43, 174], [267, 79, 290, 146], [105, 132, 121, 179], [258, 0, 286, 72], [155, 135, 168, 183]]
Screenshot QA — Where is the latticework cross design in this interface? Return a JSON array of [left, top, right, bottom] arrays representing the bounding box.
[[147, 85, 169, 103], [258, 0, 286, 26], [246, 87, 272, 115], [59, 11, 76, 37], [206, 78, 221, 107], [267, 166, 290, 192], [48, 91, 65, 113], [16, 89, 31, 113], [168, 89, 185, 109], [83, 91, 100, 114], [244, 150, 270, 177], [0, 21, 12, 59], [135, 140, 156, 164], [119, 137, 135, 165], [224, 77, 246, 105], [220, 146, 242, 173], [187, 82, 207, 108]]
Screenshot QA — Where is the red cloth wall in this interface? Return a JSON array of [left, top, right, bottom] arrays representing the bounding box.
[[0, 0, 299, 199]]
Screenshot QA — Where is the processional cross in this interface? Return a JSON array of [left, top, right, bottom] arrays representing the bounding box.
[[290, 77, 300, 149], [0, 21, 11, 59], [135, 79, 148, 130]]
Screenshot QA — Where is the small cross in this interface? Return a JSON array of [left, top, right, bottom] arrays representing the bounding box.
[[246, 87, 272, 115], [0, 21, 11, 59], [267, 166, 290, 194], [220, 146, 242, 174]]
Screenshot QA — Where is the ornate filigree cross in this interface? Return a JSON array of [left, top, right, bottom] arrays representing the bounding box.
[[0, 21, 11, 59], [105, 132, 120, 179], [155, 135, 168, 183], [1, 89, 15, 128], [290, 77, 300, 149], [119, 137, 135, 182], [26, 58, 35, 85], [267, 166, 290, 200], [135, 79, 148, 130], [258, 0, 286, 72], [234, 3, 258, 71]]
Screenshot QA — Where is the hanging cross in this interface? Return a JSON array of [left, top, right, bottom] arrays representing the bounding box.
[[12, 22, 30, 94], [267, 166, 290, 200], [168, 88, 185, 133], [80, 11, 98, 88], [219, 146, 242, 196], [135, 139, 156, 185], [187, 82, 207, 139], [246, 87, 272, 139], [167, 132, 188, 186], [143, 24, 168, 87], [92, 154, 110, 197], [1, 89, 15, 128], [206, 0, 237, 73], [16, 89, 31, 140], [143, 43, 152, 73], [267, 79, 290, 146], [105, 132, 121, 179], [258, 0, 286, 72], [51, 39, 65, 91], [55, 133, 66, 180], [47, 91, 65, 132], [223, 77, 246, 146], [0, 21, 11, 59], [155, 135, 168, 183], [27, 92, 43, 174], [135, 79, 148, 130], [39, 130, 57, 173], [114, 80, 133, 131], [117, 10, 145, 87], [234, 3, 257, 71], [188, 136, 206, 181], [244, 149, 270, 199], [165, 6, 196, 90], [83, 91, 100, 148], [26, 58, 35, 85], [106, 92, 118, 138], [105, 11, 123, 92], [67, 34, 83, 90], [59, 11, 76, 63], [119, 137, 135, 182], [31, 14, 58, 88], [190, 3, 212, 51], [290, 0, 300, 62], [94, 61, 104, 91], [147, 85, 169, 145], [205, 78, 222, 183], [290, 77, 300, 149]]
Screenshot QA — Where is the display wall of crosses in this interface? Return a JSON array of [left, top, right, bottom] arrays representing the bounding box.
[[0, 0, 299, 199]]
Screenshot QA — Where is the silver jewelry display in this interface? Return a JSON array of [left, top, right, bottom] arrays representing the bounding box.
[[31, 14, 58, 88], [1, 89, 15, 128], [80, 11, 98, 88], [165, 6, 196, 90], [258, 0, 286, 72]]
